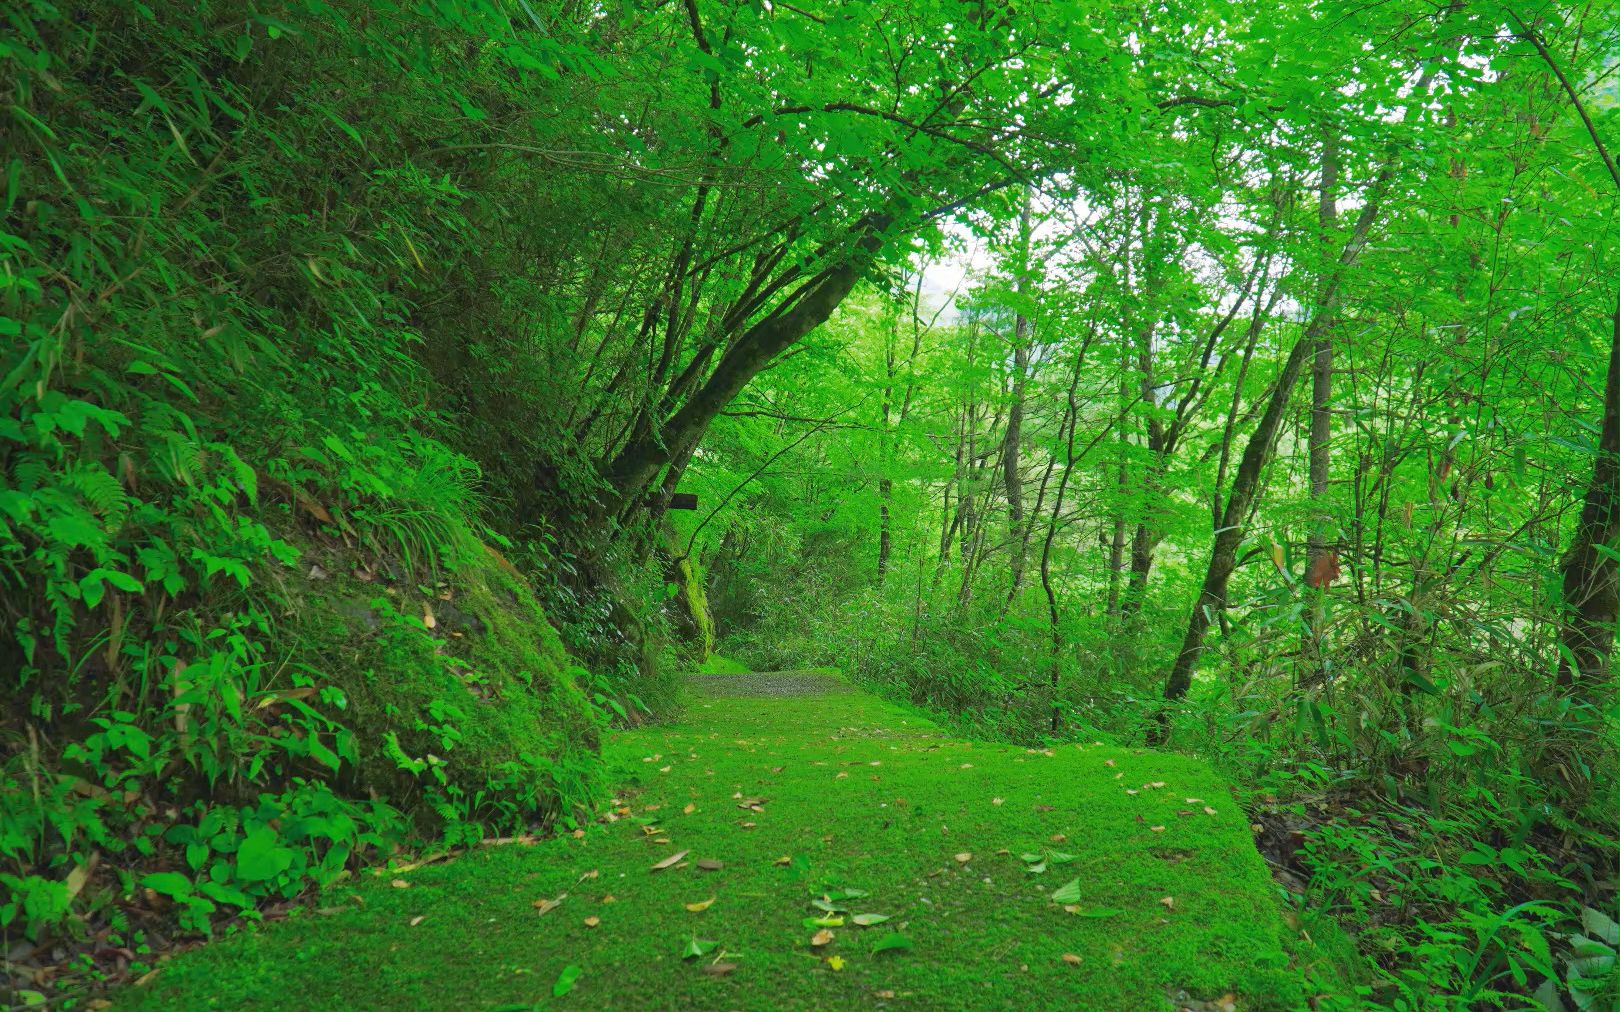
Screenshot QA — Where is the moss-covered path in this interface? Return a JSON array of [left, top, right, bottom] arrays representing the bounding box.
[[121, 673, 1319, 1010]]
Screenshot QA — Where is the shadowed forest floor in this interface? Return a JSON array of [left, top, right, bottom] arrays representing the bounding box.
[[118, 673, 1341, 1010]]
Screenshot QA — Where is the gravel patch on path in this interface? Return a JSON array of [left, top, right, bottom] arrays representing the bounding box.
[[687, 670, 853, 698]]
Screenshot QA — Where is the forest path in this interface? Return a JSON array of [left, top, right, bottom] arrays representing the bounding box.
[[120, 672, 1323, 1010]]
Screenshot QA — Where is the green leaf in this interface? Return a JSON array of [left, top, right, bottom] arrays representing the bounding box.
[[682, 937, 719, 960], [870, 932, 913, 954], [552, 964, 583, 997], [235, 827, 294, 883], [1050, 878, 1083, 905], [316, 104, 364, 147], [823, 888, 868, 900], [140, 871, 193, 899]]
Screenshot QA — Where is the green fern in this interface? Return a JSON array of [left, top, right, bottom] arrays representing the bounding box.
[[64, 462, 129, 528]]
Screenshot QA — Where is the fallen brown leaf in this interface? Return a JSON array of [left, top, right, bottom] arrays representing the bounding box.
[[651, 850, 690, 872], [953, 852, 973, 863], [683, 803, 696, 814], [685, 896, 716, 912], [701, 962, 737, 977], [390, 879, 410, 889], [584, 916, 600, 928], [1159, 896, 1175, 910], [533, 895, 565, 915], [811, 929, 834, 947], [696, 858, 724, 872], [1061, 953, 1083, 966]]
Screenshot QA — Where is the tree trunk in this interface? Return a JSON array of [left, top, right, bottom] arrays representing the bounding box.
[[1307, 129, 1339, 570], [1042, 344, 1087, 731], [1556, 291, 1620, 690], [602, 262, 862, 514], [1004, 190, 1033, 599], [1511, 16, 1620, 693]]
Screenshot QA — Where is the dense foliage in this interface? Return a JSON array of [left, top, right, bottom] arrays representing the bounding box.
[[2, 0, 1615, 1008]]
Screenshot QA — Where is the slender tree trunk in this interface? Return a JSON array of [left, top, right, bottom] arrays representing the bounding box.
[[1004, 190, 1033, 599], [1107, 398, 1129, 621], [878, 478, 893, 579], [1307, 132, 1339, 569], [878, 331, 895, 581], [1042, 344, 1087, 731]]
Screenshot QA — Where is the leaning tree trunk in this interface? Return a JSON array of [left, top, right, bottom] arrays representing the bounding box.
[[602, 262, 862, 516], [1160, 329, 1317, 707], [1158, 157, 1398, 733]]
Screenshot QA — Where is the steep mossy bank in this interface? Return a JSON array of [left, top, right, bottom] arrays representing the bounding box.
[[284, 541, 604, 838], [2, 1, 640, 969]]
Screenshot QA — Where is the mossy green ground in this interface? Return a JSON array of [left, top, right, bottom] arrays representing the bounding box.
[[119, 675, 1327, 1010]]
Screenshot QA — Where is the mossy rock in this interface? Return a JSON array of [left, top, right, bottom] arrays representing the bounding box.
[[288, 544, 602, 835]]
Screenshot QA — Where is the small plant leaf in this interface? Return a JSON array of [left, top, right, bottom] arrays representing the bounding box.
[[552, 964, 582, 997]]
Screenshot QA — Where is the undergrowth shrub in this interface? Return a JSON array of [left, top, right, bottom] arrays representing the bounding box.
[[0, 1, 622, 952]]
